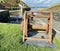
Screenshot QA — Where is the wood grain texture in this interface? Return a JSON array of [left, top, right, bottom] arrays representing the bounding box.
[[22, 11, 53, 44]]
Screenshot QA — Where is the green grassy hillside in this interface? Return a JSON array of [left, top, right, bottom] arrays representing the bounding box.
[[38, 3, 60, 13], [47, 3, 60, 12]]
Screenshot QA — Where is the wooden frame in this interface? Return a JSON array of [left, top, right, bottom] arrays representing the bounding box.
[[21, 11, 53, 44]]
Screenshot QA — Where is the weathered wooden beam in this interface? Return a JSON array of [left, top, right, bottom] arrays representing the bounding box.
[[48, 12, 53, 44], [32, 24, 47, 30], [23, 11, 28, 42], [27, 11, 51, 14], [24, 37, 49, 41], [28, 14, 50, 18], [37, 11, 51, 14], [46, 18, 50, 34]]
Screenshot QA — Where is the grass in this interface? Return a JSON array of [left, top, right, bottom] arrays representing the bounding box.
[[0, 23, 60, 51]]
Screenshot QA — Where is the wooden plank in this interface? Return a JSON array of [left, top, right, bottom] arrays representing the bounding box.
[[27, 11, 51, 14], [48, 12, 53, 44], [23, 11, 28, 37], [46, 18, 50, 34], [29, 14, 50, 18], [25, 18, 28, 37], [23, 11, 26, 42], [37, 11, 51, 14], [25, 12, 28, 37], [32, 24, 47, 29], [23, 11, 28, 42], [24, 37, 49, 41]]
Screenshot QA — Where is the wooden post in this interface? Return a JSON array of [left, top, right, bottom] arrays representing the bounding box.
[[31, 12, 34, 21], [48, 12, 53, 44], [46, 18, 50, 34], [23, 11, 28, 42]]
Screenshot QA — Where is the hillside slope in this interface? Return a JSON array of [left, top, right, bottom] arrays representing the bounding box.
[[38, 3, 60, 13]]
